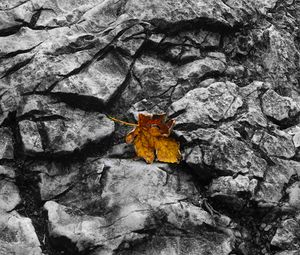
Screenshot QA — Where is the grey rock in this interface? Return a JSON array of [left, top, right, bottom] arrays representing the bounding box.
[[209, 175, 257, 198], [0, 27, 47, 58], [152, 29, 221, 51], [0, 51, 34, 78], [0, 165, 15, 179], [286, 182, 300, 209], [105, 143, 135, 159], [0, 179, 21, 212], [0, 211, 42, 255], [0, 84, 20, 125], [199, 78, 217, 88], [185, 30, 221, 48], [8, 33, 98, 93], [18, 95, 114, 155], [255, 158, 299, 204], [44, 158, 234, 254], [0, 127, 14, 160], [123, 0, 275, 27], [35, 0, 107, 28], [178, 126, 267, 178], [177, 56, 226, 85], [115, 24, 145, 56], [284, 125, 300, 148], [271, 218, 300, 249], [239, 81, 271, 99], [238, 81, 270, 128], [207, 52, 227, 63], [262, 26, 299, 91], [252, 130, 295, 158], [76, 0, 128, 34], [128, 54, 228, 113], [29, 158, 101, 201], [262, 89, 300, 121], [208, 175, 258, 209], [0, 164, 20, 213], [52, 50, 132, 105], [169, 82, 243, 127], [275, 251, 300, 255], [0, 1, 35, 31], [19, 120, 44, 154], [133, 55, 177, 99], [116, 234, 233, 255], [225, 65, 245, 77]]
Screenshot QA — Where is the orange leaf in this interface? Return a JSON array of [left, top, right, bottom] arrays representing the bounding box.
[[155, 136, 181, 164], [123, 113, 181, 164]]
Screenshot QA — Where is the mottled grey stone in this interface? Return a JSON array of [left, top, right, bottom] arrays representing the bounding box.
[[0, 128, 14, 160], [0, 180, 21, 212], [169, 82, 243, 127], [0, 211, 42, 255], [18, 95, 115, 155], [43, 158, 233, 254], [262, 89, 300, 121], [271, 219, 300, 249]]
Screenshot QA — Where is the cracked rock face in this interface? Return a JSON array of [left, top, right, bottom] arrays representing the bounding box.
[[0, 127, 14, 159], [0, 211, 42, 255], [1, 0, 300, 255], [17, 95, 115, 155], [262, 89, 300, 121], [169, 81, 243, 127], [43, 159, 234, 254]]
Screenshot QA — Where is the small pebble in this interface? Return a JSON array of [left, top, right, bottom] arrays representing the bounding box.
[[234, 230, 242, 238], [264, 225, 272, 231], [199, 78, 216, 88], [241, 229, 249, 239], [261, 248, 267, 254], [238, 242, 248, 255]]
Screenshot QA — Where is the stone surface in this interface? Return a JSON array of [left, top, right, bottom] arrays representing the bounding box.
[[123, 0, 276, 28], [43, 158, 234, 254], [0, 27, 48, 57], [271, 218, 300, 250], [275, 251, 300, 255], [169, 82, 243, 127], [285, 125, 300, 148], [178, 126, 267, 178], [209, 175, 257, 201], [0, 0, 300, 254], [0, 127, 14, 159], [0, 211, 42, 255], [18, 95, 115, 155], [0, 84, 20, 125], [132, 55, 177, 100], [238, 81, 270, 127], [0, 179, 21, 212], [255, 158, 299, 204], [177, 55, 226, 85], [262, 26, 300, 92], [52, 50, 132, 105], [287, 182, 300, 209], [252, 130, 295, 158], [262, 89, 300, 121], [0, 165, 16, 179], [128, 54, 227, 113], [19, 120, 44, 154]]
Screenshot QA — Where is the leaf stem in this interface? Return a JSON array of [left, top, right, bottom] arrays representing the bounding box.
[[107, 115, 138, 126]]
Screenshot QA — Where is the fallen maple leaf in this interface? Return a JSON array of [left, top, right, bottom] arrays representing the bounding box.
[[108, 113, 181, 164]]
